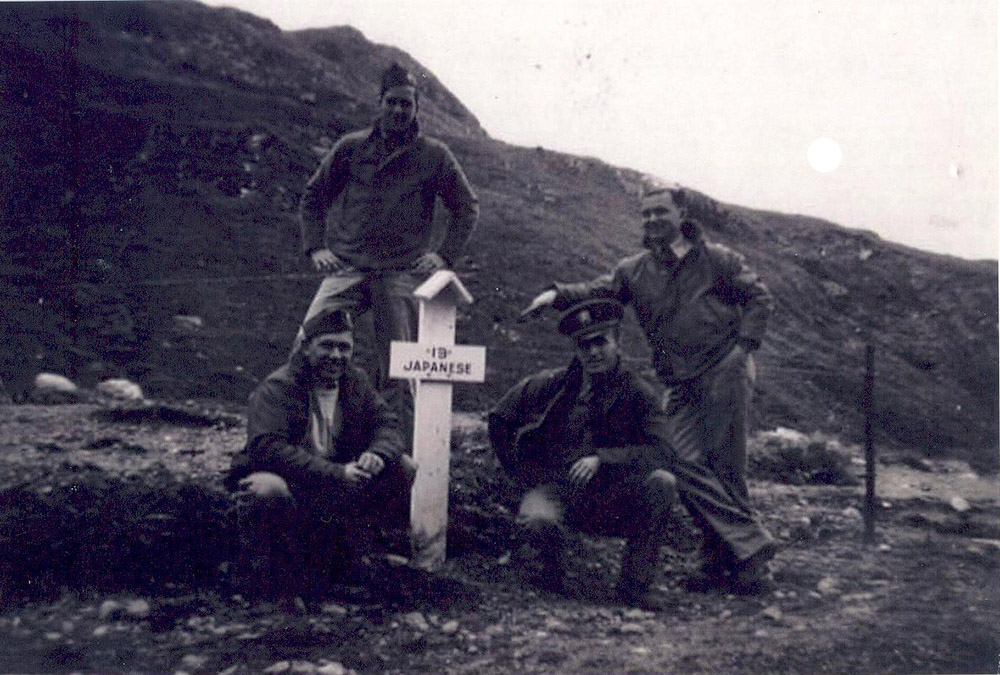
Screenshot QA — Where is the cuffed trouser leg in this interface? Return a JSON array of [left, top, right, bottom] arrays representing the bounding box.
[[664, 346, 776, 565], [619, 470, 678, 593]]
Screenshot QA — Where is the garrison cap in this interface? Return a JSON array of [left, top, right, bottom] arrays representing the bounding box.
[[380, 62, 418, 98], [302, 308, 354, 343], [557, 299, 624, 339]]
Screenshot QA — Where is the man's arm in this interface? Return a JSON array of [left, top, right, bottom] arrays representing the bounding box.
[[715, 247, 774, 351], [245, 381, 347, 488], [299, 139, 354, 258], [433, 144, 479, 267], [521, 263, 631, 319], [354, 378, 405, 464]]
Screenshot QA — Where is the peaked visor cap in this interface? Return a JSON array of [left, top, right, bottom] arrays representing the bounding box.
[[557, 299, 625, 338]]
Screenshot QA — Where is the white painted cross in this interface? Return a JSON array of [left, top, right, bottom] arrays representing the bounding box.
[[389, 270, 486, 570]]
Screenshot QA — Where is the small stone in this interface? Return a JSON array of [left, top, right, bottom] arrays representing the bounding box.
[[841, 507, 863, 521], [218, 666, 240, 675], [125, 599, 151, 620], [878, 544, 892, 552], [291, 661, 317, 674], [180, 654, 209, 670], [96, 378, 145, 401], [720, 610, 733, 620], [616, 623, 646, 635], [440, 620, 460, 635], [92, 625, 110, 638], [316, 664, 347, 675], [98, 600, 124, 621], [497, 551, 512, 566], [402, 612, 429, 631], [264, 661, 291, 673], [817, 577, 839, 596], [949, 496, 971, 513], [44, 632, 62, 641], [384, 554, 409, 567], [761, 605, 783, 622], [622, 608, 655, 621], [321, 604, 348, 618]]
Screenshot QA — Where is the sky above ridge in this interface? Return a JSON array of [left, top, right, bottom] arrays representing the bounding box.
[[204, 0, 998, 260]]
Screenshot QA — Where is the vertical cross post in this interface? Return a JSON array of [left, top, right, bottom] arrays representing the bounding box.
[[389, 271, 485, 570]]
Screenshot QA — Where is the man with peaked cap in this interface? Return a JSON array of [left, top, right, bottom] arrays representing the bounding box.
[[521, 184, 779, 594], [294, 61, 480, 450], [489, 298, 679, 608], [226, 307, 415, 601]]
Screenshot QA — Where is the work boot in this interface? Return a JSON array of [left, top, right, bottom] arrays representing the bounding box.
[[729, 543, 779, 596]]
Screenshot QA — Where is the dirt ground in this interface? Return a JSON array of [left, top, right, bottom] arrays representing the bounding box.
[[0, 403, 997, 674]]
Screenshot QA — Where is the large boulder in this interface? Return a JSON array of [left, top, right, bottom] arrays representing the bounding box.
[[31, 373, 81, 404]]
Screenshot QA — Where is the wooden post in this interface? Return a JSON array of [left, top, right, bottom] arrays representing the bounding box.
[[389, 271, 485, 570], [863, 344, 877, 543]]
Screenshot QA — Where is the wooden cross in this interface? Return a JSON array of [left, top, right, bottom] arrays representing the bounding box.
[[389, 271, 486, 570]]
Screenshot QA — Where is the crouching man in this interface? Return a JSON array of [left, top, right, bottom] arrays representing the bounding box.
[[224, 308, 415, 601], [488, 299, 678, 608]]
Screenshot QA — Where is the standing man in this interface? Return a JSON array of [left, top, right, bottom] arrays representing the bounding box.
[[226, 307, 415, 601], [297, 61, 479, 444], [522, 185, 778, 593], [489, 299, 679, 608]]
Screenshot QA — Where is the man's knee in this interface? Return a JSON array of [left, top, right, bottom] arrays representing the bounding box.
[[516, 489, 564, 533], [237, 472, 294, 503], [643, 469, 678, 510]]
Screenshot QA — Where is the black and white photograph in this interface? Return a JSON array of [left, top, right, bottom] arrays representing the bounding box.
[[1, 0, 997, 672]]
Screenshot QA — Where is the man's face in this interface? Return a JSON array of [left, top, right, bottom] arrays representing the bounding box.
[[305, 330, 354, 384], [380, 85, 417, 135], [641, 195, 686, 266], [575, 327, 620, 375]]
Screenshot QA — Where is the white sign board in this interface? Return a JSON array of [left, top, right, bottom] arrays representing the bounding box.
[[389, 342, 486, 383]]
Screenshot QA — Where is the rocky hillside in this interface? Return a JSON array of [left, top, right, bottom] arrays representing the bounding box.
[[1, 1, 996, 462]]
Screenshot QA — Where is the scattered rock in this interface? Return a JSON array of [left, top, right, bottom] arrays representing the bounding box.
[[172, 315, 204, 332], [179, 654, 209, 671], [92, 625, 110, 638], [817, 577, 839, 596], [543, 617, 570, 632], [441, 620, 460, 635], [98, 600, 123, 621], [291, 661, 318, 674], [949, 496, 971, 513], [96, 378, 145, 402], [761, 605, 784, 622], [32, 373, 80, 403], [622, 608, 655, 621], [841, 507, 863, 521], [321, 603, 348, 618], [402, 612, 430, 631], [316, 664, 347, 675], [125, 598, 151, 620], [615, 623, 646, 635], [264, 661, 291, 673], [719, 609, 733, 620]]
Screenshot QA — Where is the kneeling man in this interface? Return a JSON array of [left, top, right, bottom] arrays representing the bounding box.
[[225, 308, 415, 600], [488, 299, 678, 607]]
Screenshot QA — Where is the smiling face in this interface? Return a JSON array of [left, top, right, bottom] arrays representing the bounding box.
[[380, 85, 418, 136], [304, 330, 354, 385], [641, 191, 687, 265], [575, 326, 621, 375]]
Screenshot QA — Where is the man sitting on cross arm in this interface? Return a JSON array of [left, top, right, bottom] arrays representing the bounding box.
[[225, 307, 416, 602], [488, 298, 679, 609]]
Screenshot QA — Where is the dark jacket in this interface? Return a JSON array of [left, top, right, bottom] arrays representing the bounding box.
[[553, 243, 773, 385], [299, 120, 479, 271], [225, 348, 404, 494], [488, 359, 672, 488]]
